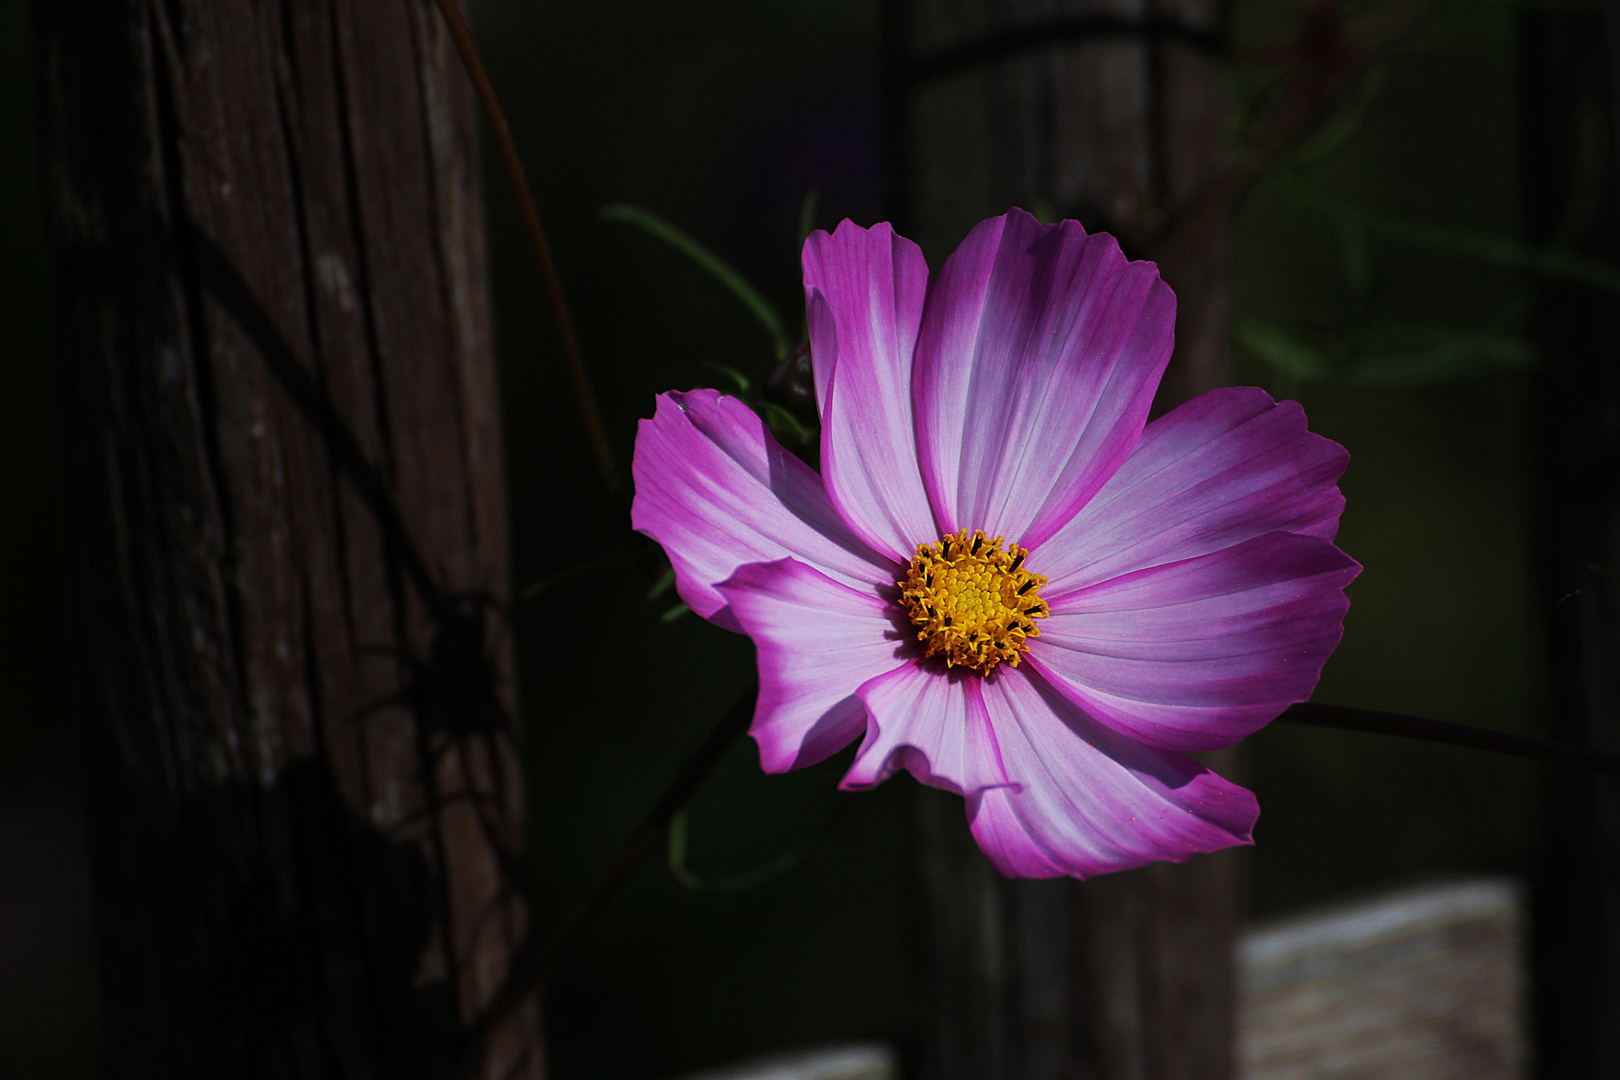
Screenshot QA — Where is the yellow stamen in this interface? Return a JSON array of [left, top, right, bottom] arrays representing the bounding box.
[[897, 529, 1049, 676]]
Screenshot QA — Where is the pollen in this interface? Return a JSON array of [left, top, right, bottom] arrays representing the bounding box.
[[897, 529, 1049, 676]]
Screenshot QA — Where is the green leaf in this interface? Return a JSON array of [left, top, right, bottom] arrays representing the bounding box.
[[1242, 313, 1535, 389], [602, 203, 790, 359], [1291, 63, 1389, 168], [1336, 214, 1371, 295], [1238, 319, 1333, 380], [757, 400, 816, 447], [797, 189, 821, 245], [1279, 177, 1620, 295], [700, 361, 751, 395], [1347, 330, 1534, 387], [646, 566, 677, 602], [666, 802, 848, 895], [520, 551, 638, 601], [659, 602, 691, 624]]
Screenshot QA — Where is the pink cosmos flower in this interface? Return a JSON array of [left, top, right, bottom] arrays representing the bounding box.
[[631, 210, 1358, 879]]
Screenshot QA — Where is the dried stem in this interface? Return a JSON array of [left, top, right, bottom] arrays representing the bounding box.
[[1150, 3, 1425, 274], [1280, 701, 1620, 777], [432, 0, 618, 493]]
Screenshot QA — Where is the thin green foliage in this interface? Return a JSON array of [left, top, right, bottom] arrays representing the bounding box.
[[646, 566, 678, 601], [700, 361, 752, 395], [603, 203, 791, 359], [1290, 64, 1392, 169], [757, 400, 815, 447], [1240, 313, 1535, 387], [520, 551, 640, 601], [1278, 172, 1620, 295], [666, 800, 849, 895], [796, 189, 821, 245]]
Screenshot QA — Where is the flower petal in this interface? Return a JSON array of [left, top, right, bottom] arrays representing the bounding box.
[[1036, 386, 1349, 596], [1029, 532, 1359, 751], [632, 389, 898, 631], [803, 220, 938, 560], [718, 558, 912, 773], [912, 209, 1174, 549], [841, 663, 1011, 796], [966, 664, 1258, 879]]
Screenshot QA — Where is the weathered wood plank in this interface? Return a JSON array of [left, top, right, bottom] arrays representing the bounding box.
[[35, 0, 541, 1075], [1239, 879, 1528, 1080], [666, 879, 1529, 1080], [672, 1045, 898, 1080]]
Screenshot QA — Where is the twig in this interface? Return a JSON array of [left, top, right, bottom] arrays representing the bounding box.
[[896, 12, 1222, 84], [446, 680, 758, 1080], [1280, 701, 1620, 778], [431, 0, 618, 493], [1150, 3, 1426, 275]]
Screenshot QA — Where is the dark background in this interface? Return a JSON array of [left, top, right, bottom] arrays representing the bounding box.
[[0, 0, 1546, 1076]]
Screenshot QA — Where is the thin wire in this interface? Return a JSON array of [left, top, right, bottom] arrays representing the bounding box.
[[431, 0, 618, 493]]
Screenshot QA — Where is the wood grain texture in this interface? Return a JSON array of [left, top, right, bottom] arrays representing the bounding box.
[[1239, 880, 1528, 1080], [914, 791, 1239, 1080], [889, 1, 1235, 1077], [35, 0, 540, 1075], [657, 880, 1529, 1080], [890, 0, 1228, 400]]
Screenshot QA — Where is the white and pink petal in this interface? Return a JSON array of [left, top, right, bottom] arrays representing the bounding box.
[[1035, 386, 1349, 595], [841, 663, 1011, 796], [631, 389, 897, 631], [967, 664, 1258, 880], [803, 220, 938, 561], [1031, 532, 1359, 751], [912, 209, 1175, 549], [718, 558, 911, 773]]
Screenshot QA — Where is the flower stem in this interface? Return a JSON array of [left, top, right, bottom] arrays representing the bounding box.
[[447, 680, 758, 1080], [431, 0, 619, 494], [1279, 702, 1620, 777]]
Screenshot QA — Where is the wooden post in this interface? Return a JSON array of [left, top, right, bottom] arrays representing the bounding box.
[[888, 1, 1236, 1077], [1521, 8, 1620, 1078], [35, 0, 542, 1075]]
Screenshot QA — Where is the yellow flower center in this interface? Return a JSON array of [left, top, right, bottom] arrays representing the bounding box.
[[897, 529, 1049, 676]]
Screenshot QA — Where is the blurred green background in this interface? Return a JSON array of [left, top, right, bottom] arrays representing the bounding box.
[[0, 0, 1555, 1076]]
